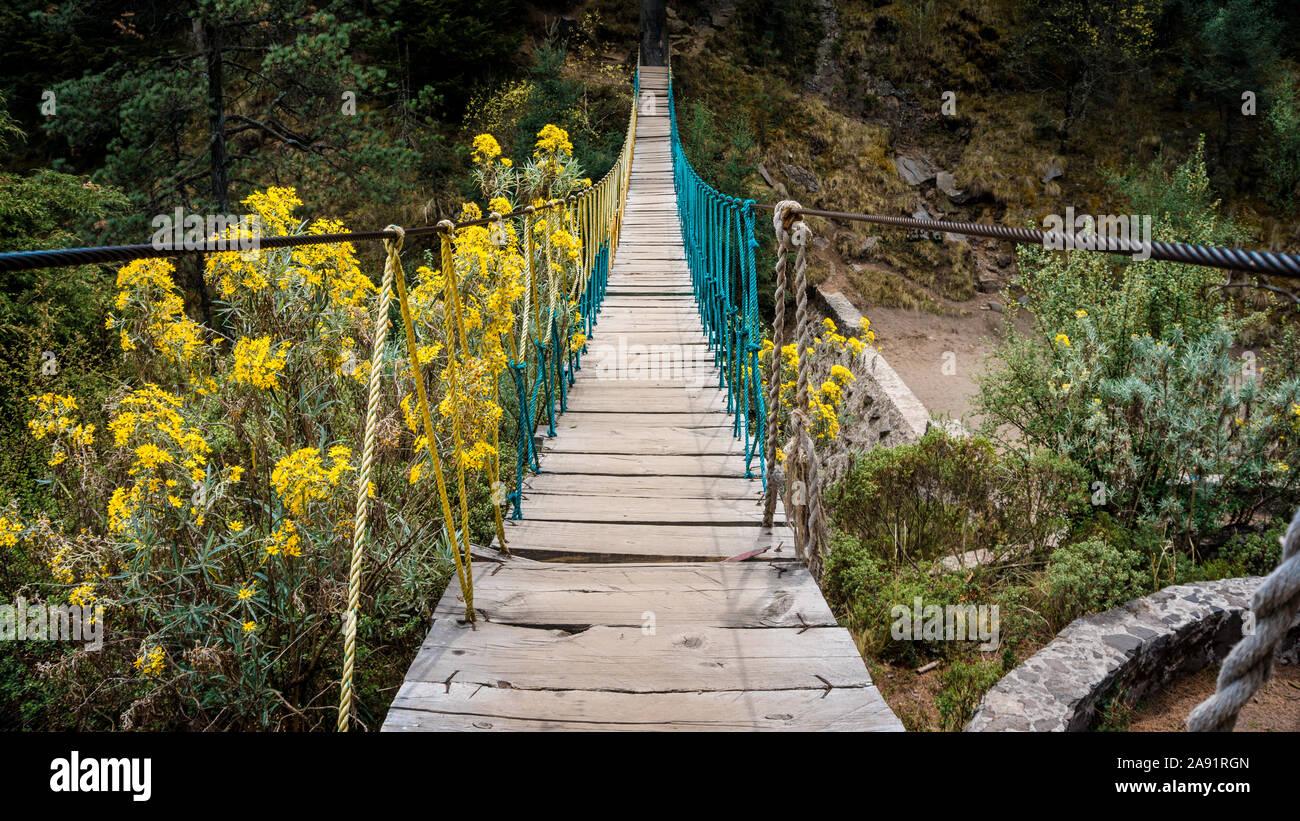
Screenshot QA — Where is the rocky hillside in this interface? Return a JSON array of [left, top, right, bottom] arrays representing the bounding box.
[[640, 0, 1300, 315]]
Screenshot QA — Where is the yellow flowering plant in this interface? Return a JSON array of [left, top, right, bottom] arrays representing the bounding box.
[[400, 123, 591, 538], [14, 113, 615, 727], [18, 186, 458, 730], [758, 317, 875, 446]]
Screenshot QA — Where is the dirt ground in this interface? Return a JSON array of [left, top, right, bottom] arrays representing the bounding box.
[[1127, 663, 1300, 732], [867, 658, 946, 731], [865, 301, 1021, 431], [820, 269, 1033, 433]]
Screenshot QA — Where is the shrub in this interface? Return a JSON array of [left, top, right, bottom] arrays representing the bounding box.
[[5, 123, 595, 728], [1043, 536, 1145, 628], [936, 657, 1005, 731], [12, 191, 458, 729], [823, 532, 975, 665], [979, 141, 1300, 550], [827, 429, 1087, 568], [1217, 517, 1287, 577], [828, 431, 1000, 567], [1260, 69, 1300, 212]]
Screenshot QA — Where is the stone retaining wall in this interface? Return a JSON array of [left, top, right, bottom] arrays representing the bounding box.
[[965, 577, 1300, 732]]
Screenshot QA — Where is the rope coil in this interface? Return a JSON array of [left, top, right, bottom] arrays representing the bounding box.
[[1187, 506, 1300, 731]]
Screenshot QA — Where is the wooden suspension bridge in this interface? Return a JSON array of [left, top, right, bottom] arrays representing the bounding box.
[[2, 39, 1295, 735], [380, 65, 903, 732]]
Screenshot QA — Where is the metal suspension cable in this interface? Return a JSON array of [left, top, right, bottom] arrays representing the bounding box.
[[0, 198, 583, 274], [751, 204, 1300, 280]]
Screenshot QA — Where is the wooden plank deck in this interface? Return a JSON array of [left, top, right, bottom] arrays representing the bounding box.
[[382, 65, 902, 732]]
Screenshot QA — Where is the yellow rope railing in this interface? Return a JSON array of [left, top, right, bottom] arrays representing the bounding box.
[[336, 75, 638, 731]]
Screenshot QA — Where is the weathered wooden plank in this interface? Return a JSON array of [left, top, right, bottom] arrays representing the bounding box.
[[520, 494, 774, 524], [595, 306, 702, 315], [595, 307, 694, 315], [403, 620, 866, 693], [562, 389, 728, 413], [540, 430, 744, 457], [534, 452, 751, 476], [599, 299, 697, 308], [573, 354, 718, 370], [552, 410, 731, 428], [566, 380, 726, 394], [433, 561, 833, 628], [524, 472, 762, 500], [548, 414, 732, 433], [581, 333, 710, 346], [501, 520, 793, 561], [383, 682, 903, 731]]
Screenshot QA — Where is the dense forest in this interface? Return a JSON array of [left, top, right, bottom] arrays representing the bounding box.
[[1, 0, 1297, 732]]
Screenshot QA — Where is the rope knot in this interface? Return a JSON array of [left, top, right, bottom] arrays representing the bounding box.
[[790, 219, 812, 248], [772, 199, 803, 244], [383, 224, 405, 255]]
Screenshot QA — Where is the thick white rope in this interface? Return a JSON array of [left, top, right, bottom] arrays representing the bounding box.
[[761, 202, 794, 530], [765, 201, 827, 574], [1187, 506, 1300, 731]]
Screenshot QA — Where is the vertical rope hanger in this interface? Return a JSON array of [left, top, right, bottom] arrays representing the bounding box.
[[338, 225, 401, 732]]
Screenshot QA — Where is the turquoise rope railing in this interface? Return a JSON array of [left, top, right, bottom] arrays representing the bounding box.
[[507, 73, 632, 520], [666, 67, 767, 488]]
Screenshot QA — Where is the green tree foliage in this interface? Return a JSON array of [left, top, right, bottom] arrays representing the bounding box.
[[42, 0, 416, 241], [733, 0, 824, 82], [0, 159, 128, 515], [1260, 69, 1300, 212], [1179, 0, 1280, 158], [460, 37, 631, 197], [1012, 0, 1163, 144], [391, 0, 525, 115]]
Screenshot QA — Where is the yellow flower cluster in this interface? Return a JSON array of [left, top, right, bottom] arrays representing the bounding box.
[[243, 187, 302, 235], [231, 335, 290, 390], [133, 646, 165, 677], [549, 228, 582, 262], [69, 582, 97, 607], [472, 133, 502, 164], [27, 393, 94, 466], [206, 189, 373, 315], [534, 124, 573, 157], [107, 258, 206, 374], [45, 543, 76, 584], [759, 318, 870, 442], [270, 446, 352, 516], [265, 518, 302, 558], [0, 513, 23, 548], [106, 385, 211, 533]]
